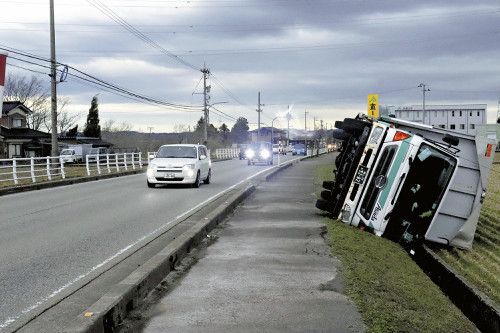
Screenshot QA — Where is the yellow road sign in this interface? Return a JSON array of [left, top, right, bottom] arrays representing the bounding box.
[[367, 94, 378, 118]]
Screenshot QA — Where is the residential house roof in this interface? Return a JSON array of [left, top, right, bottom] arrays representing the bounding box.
[[2, 101, 32, 115]]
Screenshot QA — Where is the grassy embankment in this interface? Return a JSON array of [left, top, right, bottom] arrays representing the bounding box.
[[315, 164, 479, 332]]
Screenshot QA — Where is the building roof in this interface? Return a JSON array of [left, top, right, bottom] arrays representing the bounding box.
[[0, 126, 51, 139], [2, 101, 32, 115]]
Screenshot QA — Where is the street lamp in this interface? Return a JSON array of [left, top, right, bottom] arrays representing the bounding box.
[[204, 101, 228, 144], [418, 83, 430, 125]]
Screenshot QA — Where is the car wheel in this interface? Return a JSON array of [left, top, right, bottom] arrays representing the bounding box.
[[203, 169, 211, 184], [147, 180, 155, 188], [192, 171, 201, 188]]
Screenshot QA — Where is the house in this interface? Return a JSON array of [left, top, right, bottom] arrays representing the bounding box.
[[1, 101, 51, 158], [249, 126, 287, 144]]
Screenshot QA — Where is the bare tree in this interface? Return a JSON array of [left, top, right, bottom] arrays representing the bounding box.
[[4, 73, 50, 130], [102, 119, 116, 132], [54, 97, 80, 133]]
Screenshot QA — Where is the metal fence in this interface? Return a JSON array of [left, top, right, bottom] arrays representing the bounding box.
[[0, 156, 65, 185], [85, 153, 143, 175]]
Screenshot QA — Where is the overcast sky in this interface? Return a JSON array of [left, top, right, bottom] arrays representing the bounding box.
[[1, 0, 499, 133]]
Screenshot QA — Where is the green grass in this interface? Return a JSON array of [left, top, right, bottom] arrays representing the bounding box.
[[315, 164, 476, 333]]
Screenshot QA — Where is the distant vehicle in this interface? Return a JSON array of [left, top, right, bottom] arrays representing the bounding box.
[[292, 144, 307, 155], [272, 144, 286, 155], [59, 144, 92, 164], [246, 142, 273, 166], [238, 144, 249, 160], [87, 147, 108, 162], [287, 145, 294, 153], [147, 144, 211, 188]]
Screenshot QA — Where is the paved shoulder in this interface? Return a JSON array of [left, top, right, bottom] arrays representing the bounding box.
[[140, 156, 365, 332]]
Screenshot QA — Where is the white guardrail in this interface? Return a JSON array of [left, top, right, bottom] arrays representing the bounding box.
[[0, 156, 65, 185], [215, 149, 238, 159], [0, 153, 143, 185], [85, 153, 143, 175]]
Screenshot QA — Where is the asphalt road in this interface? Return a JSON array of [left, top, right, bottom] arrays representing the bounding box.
[[0, 155, 298, 331]]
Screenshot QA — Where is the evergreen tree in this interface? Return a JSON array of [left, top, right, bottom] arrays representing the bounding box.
[[67, 124, 78, 137], [230, 117, 249, 143], [83, 95, 101, 138]]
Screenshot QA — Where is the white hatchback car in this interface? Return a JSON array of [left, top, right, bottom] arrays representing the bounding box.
[[147, 144, 211, 188]]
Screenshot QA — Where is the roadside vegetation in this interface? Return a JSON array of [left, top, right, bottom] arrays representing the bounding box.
[[316, 164, 477, 332]]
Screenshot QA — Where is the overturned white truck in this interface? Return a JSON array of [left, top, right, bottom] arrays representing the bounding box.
[[316, 113, 496, 249]]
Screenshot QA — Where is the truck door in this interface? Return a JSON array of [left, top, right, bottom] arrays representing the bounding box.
[[384, 143, 458, 246]]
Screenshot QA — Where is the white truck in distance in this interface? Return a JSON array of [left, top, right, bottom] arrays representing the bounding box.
[[59, 144, 92, 164]]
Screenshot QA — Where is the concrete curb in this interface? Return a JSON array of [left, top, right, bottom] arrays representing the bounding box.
[[414, 245, 500, 333], [65, 184, 256, 333]]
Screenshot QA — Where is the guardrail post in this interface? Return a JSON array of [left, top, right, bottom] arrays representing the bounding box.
[[60, 158, 65, 179], [106, 154, 111, 173], [13, 158, 18, 184], [138, 153, 143, 168], [30, 157, 36, 182], [86, 156, 91, 176], [115, 153, 120, 172], [123, 153, 128, 171], [46, 157, 52, 181]]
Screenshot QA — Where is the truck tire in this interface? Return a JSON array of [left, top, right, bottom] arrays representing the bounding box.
[[342, 118, 366, 134]]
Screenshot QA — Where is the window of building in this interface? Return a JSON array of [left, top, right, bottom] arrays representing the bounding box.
[[450, 124, 456, 130], [452, 111, 455, 117], [439, 125, 445, 129], [470, 112, 472, 116], [442, 111, 445, 117], [477, 111, 480, 116], [13, 119, 22, 128], [434, 111, 437, 117], [460, 124, 465, 129], [470, 124, 475, 129], [416, 111, 420, 118], [459, 111, 462, 116], [407, 111, 410, 118]]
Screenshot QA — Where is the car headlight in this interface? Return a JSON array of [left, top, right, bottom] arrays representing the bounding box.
[[183, 164, 195, 177], [148, 162, 157, 170], [261, 150, 270, 158], [246, 149, 254, 158]]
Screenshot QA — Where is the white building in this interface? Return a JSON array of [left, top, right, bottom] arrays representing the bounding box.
[[388, 104, 487, 135]]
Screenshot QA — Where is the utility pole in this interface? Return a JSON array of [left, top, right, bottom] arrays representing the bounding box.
[[314, 117, 317, 131], [418, 83, 430, 125], [304, 111, 308, 131], [256, 92, 263, 139], [286, 106, 291, 146], [202, 67, 210, 144], [50, 0, 58, 157]]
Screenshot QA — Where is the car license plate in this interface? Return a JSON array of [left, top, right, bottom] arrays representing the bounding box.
[[253, 158, 259, 162], [164, 173, 175, 179], [353, 165, 368, 185]]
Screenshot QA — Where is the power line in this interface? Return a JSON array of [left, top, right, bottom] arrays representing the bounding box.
[[85, 0, 200, 72]]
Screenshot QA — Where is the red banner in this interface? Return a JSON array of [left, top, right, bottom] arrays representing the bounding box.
[[0, 53, 6, 86]]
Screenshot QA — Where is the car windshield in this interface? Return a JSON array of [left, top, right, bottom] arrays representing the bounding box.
[[61, 150, 72, 155], [272, 144, 279, 148], [295, 144, 305, 149], [156, 146, 197, 159], [249, 143, 270, 151]]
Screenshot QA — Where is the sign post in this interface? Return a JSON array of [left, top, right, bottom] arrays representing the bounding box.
[[367, 94, 379, 118]]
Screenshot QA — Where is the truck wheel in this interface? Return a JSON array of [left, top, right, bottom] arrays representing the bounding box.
[[332, 129, 351, 141], [334, 121, 343, 129], [342, 118, 366, 134]]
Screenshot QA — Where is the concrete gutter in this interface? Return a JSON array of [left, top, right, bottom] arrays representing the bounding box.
[[414, 245, 500, 333]]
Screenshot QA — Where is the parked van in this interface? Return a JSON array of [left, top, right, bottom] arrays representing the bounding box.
[[316, 113, 496, 249]]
